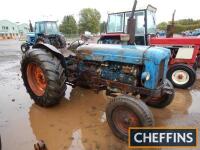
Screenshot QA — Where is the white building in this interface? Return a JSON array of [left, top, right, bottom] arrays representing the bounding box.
[[0, 20, 29, 40]]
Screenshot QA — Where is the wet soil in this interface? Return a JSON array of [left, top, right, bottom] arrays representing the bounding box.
[[0, 40, 200, 150]]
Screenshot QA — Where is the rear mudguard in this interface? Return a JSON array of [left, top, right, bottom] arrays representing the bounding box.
[[33, 43, 62, 56], [33, 43, 66, 67]]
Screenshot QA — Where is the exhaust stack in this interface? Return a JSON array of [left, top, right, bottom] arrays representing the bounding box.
[[127, 0, 137, 44], [166, 9, 176, 38]]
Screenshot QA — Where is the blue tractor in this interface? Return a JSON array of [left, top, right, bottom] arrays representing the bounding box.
[[20, 2, 174, 142], [21, 21, 66, 52], [21, 32, 35, 52]]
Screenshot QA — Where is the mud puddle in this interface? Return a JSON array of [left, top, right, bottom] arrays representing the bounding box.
[[1, 40, 200, 150]]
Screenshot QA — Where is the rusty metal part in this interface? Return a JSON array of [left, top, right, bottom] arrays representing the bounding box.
[[166, 10, 176, 38], [34, 140, 48, 150], [112, 106, 141, 135], [27, 63, 47, 96], [127, 0, 137, 44], [122, 66, 134, 74], [65, 59, 166, 100], [90, 77, 163, 98]]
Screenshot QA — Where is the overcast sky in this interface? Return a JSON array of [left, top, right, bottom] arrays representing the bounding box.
[[0, 0, 199, 24]]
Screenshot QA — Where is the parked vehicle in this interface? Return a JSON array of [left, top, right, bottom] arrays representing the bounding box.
[[21, 32, 35, 53], [192, 29, 200, 36], [157, 30, 166, 37], [98, 2, 200, 89], [20, 1, 174, 141], [20, 21, 66, 53], [181, 31, 192, 36]]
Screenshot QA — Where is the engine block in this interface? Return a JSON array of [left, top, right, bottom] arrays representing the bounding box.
[[100, 63, 140, 85]]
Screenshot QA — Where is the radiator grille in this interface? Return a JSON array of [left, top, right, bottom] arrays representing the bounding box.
[[157, 59, 165, 86]]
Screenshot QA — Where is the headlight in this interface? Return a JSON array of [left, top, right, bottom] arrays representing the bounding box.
[[141, 72, 150, 81]]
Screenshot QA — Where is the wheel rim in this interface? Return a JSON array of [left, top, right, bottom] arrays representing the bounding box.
[[21, 45, 26, 52], [26, 63, 47, 96], [147, 97, 161, 104], [171, 70, 189, 85], [112, 106, 141, 135]]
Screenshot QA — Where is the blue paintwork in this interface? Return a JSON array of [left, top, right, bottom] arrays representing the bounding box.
[[77, 44, 171, 90], [143, 46, 170, 89], [24, 21, 61, 46], [26, 32, 36, 45]]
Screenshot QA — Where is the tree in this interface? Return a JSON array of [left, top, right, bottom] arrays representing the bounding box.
[[157, 22, 168, 31], [59, 15, 78, 35], [157, 19, 200, 33], [79, 8, 101, 33], [100, 21, 107, 33]]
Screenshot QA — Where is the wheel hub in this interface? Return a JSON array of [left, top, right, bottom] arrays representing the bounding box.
[[27, 63, 47, 96], [178, 74, 183, 79], [112, 106, 140, 135], [172, 70, 189, 85]]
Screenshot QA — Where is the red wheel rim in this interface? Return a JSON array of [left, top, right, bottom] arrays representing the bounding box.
[[26, 63, 47, 96], [112, 106, 141, 135]]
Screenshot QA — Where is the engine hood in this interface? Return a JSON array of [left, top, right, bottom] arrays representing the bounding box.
[[77, 44, 170, 65]]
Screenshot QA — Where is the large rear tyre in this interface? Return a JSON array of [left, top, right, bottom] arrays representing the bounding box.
[[146, 80, 174, 108], [167, 64, 196, 89], [21, 48, 67, 107], [106, 95, 154, 141]]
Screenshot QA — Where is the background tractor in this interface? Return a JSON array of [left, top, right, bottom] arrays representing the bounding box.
[[98, 0, 200, 89], [21, 21, 66, 52], [20, 1, 174, 141]]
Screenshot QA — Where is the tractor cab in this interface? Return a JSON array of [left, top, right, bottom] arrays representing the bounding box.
[[34, 21, 67, 48], [98, 5, 157, 45], [21, 21, 66, 52], [35, 21, 59, 36]]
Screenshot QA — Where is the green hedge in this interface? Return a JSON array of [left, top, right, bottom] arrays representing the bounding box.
[[157, 19, 200, 33]]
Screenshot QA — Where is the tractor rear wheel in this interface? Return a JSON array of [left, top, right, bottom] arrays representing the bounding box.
[[146, 80, 174, 108], [106, 95, 154, 141], [167, 64, 196, 89], [21, 48, 66, 107]]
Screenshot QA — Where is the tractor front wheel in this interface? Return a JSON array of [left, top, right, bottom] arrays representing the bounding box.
[[21, 43, 30, 53], [146, 80, 174, 108], [21, 48, 67, 107], [167, 64, 196, 89], [106, 95, 154, 141]]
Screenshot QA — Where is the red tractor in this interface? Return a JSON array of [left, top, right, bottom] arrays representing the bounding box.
[[98, 1, 200, 89]]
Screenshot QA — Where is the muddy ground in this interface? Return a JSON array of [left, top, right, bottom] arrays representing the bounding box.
[[0, 40, 200, 150]]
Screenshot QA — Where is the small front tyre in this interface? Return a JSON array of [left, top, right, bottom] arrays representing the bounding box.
[[167, 64, 196, 89], [146, 80, 174, 108], [106, 95, 154, 141], [21, 48, 67, 107], [21, 43, 30, 53]]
